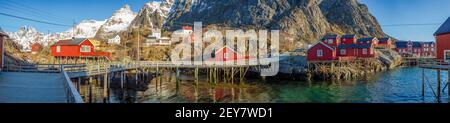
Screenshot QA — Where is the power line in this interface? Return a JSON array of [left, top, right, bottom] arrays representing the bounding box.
[[382, 23, 441, 27], [0, 12, 71, 27], [1, 0, 73, 22]]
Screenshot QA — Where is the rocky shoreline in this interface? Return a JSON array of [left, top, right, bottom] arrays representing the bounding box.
[[276, 49, 402, 80]]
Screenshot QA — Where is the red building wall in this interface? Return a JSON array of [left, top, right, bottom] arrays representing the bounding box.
[[337, 48, 357, 57], [436, 33, 450, 60], [307, 43, 336, 61], [341, 38, 356, 44], [357, 48, 375, 58], [214, 47, 238, 61]]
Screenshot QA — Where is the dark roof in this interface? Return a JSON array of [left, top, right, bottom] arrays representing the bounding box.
[[395, 41, 409, 48], [435, 17, 450, 36], [341, 34, 356, 39], [357, 37, 376, 42], [337, 44, 372, 49], [378, 38, 391, 43], [52, 38, 88, 46], [322, 34, 339, 39], [412, 42, 422, 48], [0, 27, 9, 37]]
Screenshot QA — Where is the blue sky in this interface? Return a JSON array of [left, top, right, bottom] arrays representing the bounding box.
[[0, 0, 449, 41]]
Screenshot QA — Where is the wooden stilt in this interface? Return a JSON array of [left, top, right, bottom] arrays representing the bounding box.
[[103, 73, 108, 103], [422, 68, 425, 97], [437, 69, 441, 102]]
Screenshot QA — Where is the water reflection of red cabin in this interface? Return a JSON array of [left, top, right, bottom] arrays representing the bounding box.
[[50, 38, 111, 60]]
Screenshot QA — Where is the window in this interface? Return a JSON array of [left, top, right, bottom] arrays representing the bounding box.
[[362, 48, 367, 55], [445, 50, 450, 62], [317, 49, 323, 57], [340, 49, 346, 55], [224, 53, 229, 59], [370, 48, 373, 54], [56, 46, 61, 53], [80, 45, 91, 52], [328, 39, 333, 44]]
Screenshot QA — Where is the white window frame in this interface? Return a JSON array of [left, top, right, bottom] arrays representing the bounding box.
[[362, 48, 367, 55], [224, 53, 229, 59], [56, 46, 61, 53], [445, 50, 450, 62], [327, 39, 333, 44], [317, 49, 323, 57], [80, 45, 91, 53], [340, 49, 346, 55]]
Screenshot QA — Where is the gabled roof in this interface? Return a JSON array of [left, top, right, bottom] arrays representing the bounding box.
[[341, 34, 356, 39], [434, 17, 450, 36], [309, 41, 334, 51], [52, 38, 89, 46], [378, 38, 391, 43], [357, 37, 377, 42]]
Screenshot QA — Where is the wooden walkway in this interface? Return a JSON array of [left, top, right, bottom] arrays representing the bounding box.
[[0, 72, 68, 103]]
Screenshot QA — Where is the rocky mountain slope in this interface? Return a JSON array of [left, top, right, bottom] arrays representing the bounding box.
[[128, 0, 173, 33], [96, 4, 137, 40], [164, 0, 387, 51]]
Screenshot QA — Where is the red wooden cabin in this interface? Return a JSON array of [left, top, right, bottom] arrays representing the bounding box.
[[211, 46, 241, 61], [357, 37, 378, 45], [341, 34, 357, 44], [435, 17, 450, 61], [307, 41, 337, 61], [356, 44, 376, 58], [378, 38, 393, 48], [321, 34, 341, 47], [51, 38, 111, 60], [31, 43, 43, 54]]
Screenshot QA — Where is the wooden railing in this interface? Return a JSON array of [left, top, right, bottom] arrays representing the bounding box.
[[61, 66, 84, 103], [3, 64, 62, 72]]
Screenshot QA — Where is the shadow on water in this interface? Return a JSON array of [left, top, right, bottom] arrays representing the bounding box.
[[76, 67, 449, 103]]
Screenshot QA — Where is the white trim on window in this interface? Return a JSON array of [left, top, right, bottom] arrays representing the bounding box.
[[445, 50, 450, 62], [80, 45, 91, 52], [56, 46, 61, 53], [340, 49, 346, 55], [317, 49, 323, 57], [362, 48, 367, 55]]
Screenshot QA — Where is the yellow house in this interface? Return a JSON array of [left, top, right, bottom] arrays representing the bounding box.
[[88, 39, 102, 48]]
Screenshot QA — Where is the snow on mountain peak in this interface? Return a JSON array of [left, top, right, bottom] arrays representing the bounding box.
[[101, 4, 137, 32]]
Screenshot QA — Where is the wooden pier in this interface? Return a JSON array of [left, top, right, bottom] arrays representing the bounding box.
[[418, 59, 450, 102], [1, 59, 271, 103]]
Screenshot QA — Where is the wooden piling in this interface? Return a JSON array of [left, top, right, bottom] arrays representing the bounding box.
[[195, 67, 199, 86], [103, 73, 108, 103], [437, 69, 441, 101], [422, 68, 425, 97]]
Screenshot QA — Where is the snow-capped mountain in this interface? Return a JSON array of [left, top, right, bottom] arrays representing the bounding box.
[[6, 19, 106, 51], [96, 4, 137, 40], [67, 19, 106, 38], [6, 26, 46, 51], [128, 0, 173, 31], [8, 5, 136, 51]]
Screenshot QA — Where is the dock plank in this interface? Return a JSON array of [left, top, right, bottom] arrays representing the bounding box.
[[0, 72, 67, 103]]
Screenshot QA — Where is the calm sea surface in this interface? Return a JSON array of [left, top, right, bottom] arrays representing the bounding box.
[[77, 67, 449, 103]]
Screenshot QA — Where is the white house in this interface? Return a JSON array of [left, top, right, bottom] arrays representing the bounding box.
[[108, 35, 121, 45]]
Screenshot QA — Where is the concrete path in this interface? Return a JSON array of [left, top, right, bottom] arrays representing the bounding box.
[[0, 72, 67, 103]]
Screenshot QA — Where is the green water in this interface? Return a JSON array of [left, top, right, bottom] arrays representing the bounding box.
[[78, 67, 449, 103]]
